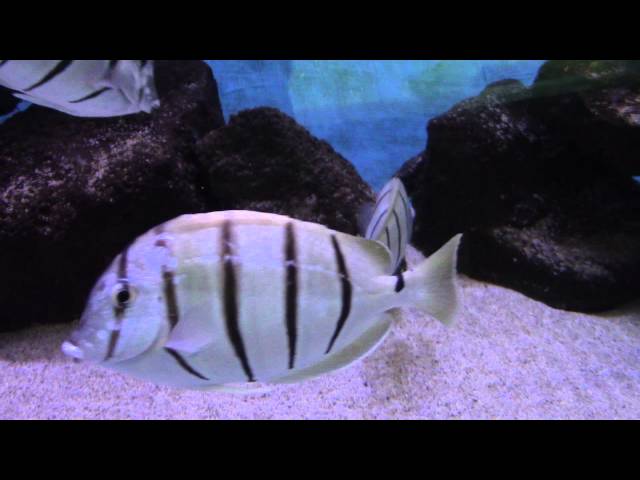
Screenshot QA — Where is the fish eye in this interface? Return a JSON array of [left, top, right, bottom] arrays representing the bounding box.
[[111, 282, 137, 307]]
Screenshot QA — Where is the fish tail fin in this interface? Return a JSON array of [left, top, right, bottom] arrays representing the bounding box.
[[402, 234, 462, 326], [102, 60, 160, 113]]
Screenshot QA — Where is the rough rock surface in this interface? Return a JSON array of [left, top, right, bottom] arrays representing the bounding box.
[[397, 60, 640, 312], [0, 76, 374, 331], [0, 87, 19, 116], [197, 107, 375, 235], [0, 60, 224, 331]]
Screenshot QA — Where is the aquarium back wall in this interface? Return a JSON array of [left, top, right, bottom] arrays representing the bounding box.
[[206, 60, 545, 190]]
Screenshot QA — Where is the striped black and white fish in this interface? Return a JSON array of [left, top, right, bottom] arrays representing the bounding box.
[[361, 177, 415, 275], [61, 210, 461, 392], [0, 60, 159, 117]]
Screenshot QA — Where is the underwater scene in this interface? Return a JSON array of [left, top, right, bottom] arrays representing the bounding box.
[[0, 60, 638, 419]]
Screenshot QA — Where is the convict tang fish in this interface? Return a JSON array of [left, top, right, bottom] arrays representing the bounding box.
[[62, 209, 461, 392], [0, 60, 159, 117]]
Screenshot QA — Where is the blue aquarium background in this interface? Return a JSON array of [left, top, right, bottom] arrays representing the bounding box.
[[206, 60, 545, 189]]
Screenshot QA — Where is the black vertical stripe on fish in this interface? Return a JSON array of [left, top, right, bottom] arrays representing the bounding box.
[[117, 246, 129, 279], [394, 271, 405, 292], [162, 269, 179, 330], [375, 188, 392, 209], [108, 60, 119, 70], [368, 208, 388, 240], [221, 220, 255, 382], [392, 210, 403, 265], [385, 227, 391, 250], [325, 235, 352, 354], [105, 247, 130, 361], [284, 222, 298, 369], [0, 61, 8, 68], [68, 86, 111, 103], [24, 60, 73, 92], [104, 330, 121, 363], [165, 347, 209, 380]]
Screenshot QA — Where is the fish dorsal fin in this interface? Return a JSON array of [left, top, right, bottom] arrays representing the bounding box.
[[357, 201, 376, 237], [272, 313, 393, 385], [364, 177, 415, 274]]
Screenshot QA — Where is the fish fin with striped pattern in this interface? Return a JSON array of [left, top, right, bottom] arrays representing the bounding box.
[[364, 177, 415, 274], [357, 201, 376, 237]]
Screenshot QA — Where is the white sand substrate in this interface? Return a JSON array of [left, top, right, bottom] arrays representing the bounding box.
[[1, 247, 639, 419]]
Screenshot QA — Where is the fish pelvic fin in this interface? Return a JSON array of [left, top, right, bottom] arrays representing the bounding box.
[[195, 383, 274, 395], [398, 234, 461, 326]]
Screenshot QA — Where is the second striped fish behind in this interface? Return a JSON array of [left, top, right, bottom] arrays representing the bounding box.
[[0, 60, 159, 117]]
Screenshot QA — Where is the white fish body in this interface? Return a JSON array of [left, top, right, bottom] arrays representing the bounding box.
[[62, 210, 460, 390], [0, 60, 159, 117]]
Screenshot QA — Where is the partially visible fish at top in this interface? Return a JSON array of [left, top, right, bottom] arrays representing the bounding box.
[[0, 60, 160, 117], [61, 208, 461, 394], [359, 177, 415, 275]]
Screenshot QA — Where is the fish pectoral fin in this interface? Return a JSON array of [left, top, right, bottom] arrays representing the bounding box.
[[272, 314, 393, 385], [164, 317, 216, 355]]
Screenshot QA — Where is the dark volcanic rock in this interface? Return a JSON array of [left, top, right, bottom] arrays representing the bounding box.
[[197, 107, 375, 235], [0, 87, 19, 116], [397, 60, 640, 312], [0, 60, 224, 331], [458, 178, 640, 311], [530, 60, 640, 177]]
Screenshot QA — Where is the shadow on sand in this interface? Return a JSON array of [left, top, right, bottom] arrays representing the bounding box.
[[0, 322, 75, 363]]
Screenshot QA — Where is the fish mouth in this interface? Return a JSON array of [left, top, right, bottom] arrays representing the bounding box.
[[61, 340, 84, 361]]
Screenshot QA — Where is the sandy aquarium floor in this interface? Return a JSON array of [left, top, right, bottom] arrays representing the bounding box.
[[1, 247, 639, 420]]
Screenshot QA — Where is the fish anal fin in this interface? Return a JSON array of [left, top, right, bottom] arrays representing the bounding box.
[[196, 383, 273, 395], [12, 92, 77, 115]]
